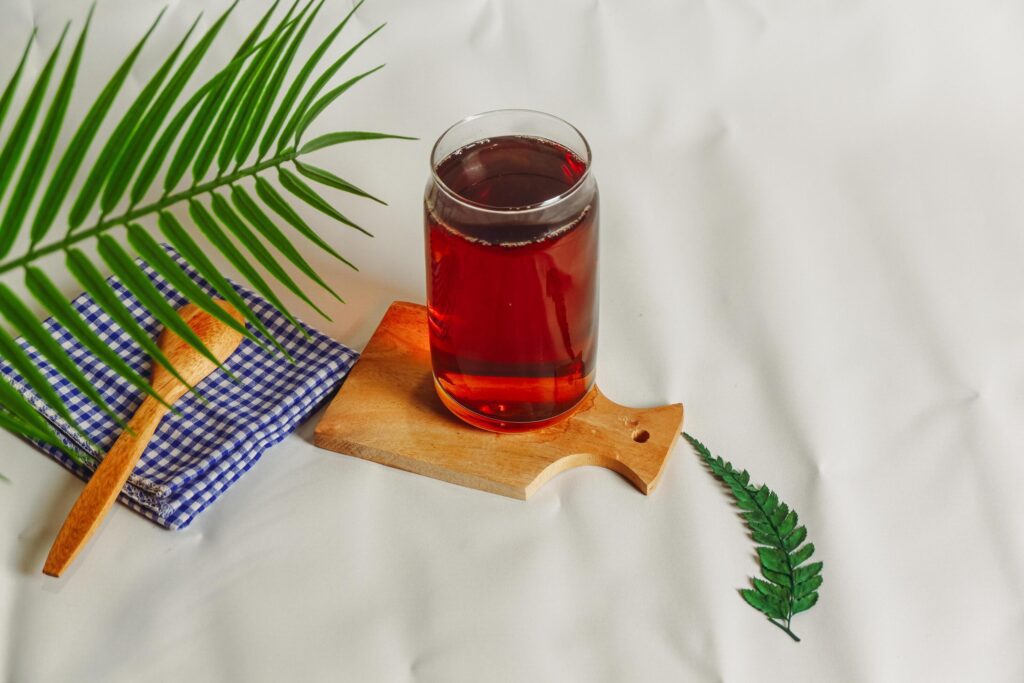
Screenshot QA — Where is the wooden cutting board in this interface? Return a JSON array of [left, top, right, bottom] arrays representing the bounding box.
[[314, 302, 684, 499]]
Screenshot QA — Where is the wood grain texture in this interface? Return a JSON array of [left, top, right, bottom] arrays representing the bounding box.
[[43, 301, 245, 577], [314, 301, 684, 499]]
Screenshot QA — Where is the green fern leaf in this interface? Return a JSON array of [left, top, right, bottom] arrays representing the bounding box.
[[685, 433, 822, 642], [756, 546, 789, 574], [789, 542, 816, 567], [753, 578, 789, 601], [792, 592, 819, 615], [794, 575, 823, 600], [783, 526, 808, 551], [793, 561, 823, 585], [753, 485, 769, 507], [741, 588, 787, 621], [770, 501, 790, 527], [777, 509, 799, 538], [761, 566, 791, 588]]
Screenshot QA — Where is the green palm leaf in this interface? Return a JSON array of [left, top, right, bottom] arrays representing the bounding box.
[[189, 199, 310, 333], [299, 130, 415, 155], [213, 7, 299, 176], [0, 30, 37, 132], [156, 212, 292, 359], [0, 325, 76, 426], [65, 248, 201, 400], [270, 0, 366, 155], [294, 159, 387, 205], [95, 236, 238, 379], [31, 9, 165, 246], [255, 0, 326, 160], [101, 6, 232, 214], [108, 1, 239, 210], [0, 24, 71, 257], [131, 76, 218, 207], [0, 404, 80, 462], [0, 281, 122, 423], [254, 175, 359, 267], [69, 16, 200, 229], [23, 266, 173, 411], [278, 22, 385, 151], [124, 224, 266, 353], [0, 1, 410, 450], [278, 166, 371, 236], [133, 25, 280, 202], [2, 12, 90, 253], [233, 1, 316, 168], [170, 0, 282, 191], [231, 184, 343, 300], [209, 192, 331, 318], [189, 34, 274, 182], [0, 361, 72, 435], [294, 67, 387, 143]]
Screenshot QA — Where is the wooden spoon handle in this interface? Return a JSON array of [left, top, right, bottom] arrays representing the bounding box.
[[43, 397, 167, 577]]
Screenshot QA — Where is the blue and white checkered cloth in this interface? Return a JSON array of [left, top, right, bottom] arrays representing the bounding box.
[[0, 246, 358, 529]]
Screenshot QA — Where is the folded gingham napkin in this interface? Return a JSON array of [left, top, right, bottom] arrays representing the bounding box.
[[0, 246, 357, 529]]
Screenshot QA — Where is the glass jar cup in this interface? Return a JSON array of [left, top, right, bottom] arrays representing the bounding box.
[[424, 109, 599, 432]]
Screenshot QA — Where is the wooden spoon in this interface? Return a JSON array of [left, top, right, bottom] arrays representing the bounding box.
[[43, 301, 246, 577]]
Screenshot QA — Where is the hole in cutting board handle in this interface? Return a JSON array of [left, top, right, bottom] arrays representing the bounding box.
[[631, 428, 650, 443]]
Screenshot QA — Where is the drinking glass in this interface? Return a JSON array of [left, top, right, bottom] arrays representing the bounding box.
[[424, 109, 599, 432]]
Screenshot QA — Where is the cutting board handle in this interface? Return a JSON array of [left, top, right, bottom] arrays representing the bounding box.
[[527, 388, 683, 497]]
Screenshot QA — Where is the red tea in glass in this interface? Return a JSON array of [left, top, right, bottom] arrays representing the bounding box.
[[424, 110, 599, 432]]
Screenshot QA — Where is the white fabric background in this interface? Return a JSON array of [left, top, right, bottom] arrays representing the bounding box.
[[2, 0, 1023, 680]]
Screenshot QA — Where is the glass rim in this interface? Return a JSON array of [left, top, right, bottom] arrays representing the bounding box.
[[428, 108, 593, 215]]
